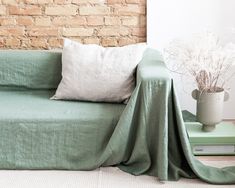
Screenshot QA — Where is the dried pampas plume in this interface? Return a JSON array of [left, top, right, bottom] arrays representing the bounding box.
[[164, 32, 235, 92]]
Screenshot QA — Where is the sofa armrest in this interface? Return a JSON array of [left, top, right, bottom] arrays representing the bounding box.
[[137, 48, 171, 85], [132, 49, 172, 181]]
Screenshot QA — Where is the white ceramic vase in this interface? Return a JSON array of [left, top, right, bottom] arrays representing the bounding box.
[[192, 89, 229, 132]]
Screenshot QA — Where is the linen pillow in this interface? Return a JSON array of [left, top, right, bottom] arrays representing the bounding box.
[[52, 39, 146, 103]]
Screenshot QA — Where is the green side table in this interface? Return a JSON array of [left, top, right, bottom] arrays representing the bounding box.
[[183, 111, 235, 156]]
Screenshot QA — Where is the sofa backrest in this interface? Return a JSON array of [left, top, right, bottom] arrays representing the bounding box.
[[0, 50, 62, 89]]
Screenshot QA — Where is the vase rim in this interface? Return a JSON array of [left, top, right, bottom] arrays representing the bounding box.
[[196, 87, 224, 93]]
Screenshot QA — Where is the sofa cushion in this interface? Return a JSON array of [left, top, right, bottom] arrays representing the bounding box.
[[0, 51, 62, 89], [52, 39, 147, 103], [0, 88, 125, 123], [0, 88, 125, 169]]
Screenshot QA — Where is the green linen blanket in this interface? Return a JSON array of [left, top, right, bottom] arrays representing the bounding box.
[[0, 49, 235, 184]]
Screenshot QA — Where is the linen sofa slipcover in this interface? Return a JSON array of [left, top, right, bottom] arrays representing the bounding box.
[[0, 49, 234, 184]]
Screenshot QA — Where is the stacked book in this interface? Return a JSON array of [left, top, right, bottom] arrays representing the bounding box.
[[183, 111, 235, 155]]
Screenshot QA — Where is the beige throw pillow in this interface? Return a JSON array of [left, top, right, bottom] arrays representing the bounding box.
[[52, 39, 146, 103]]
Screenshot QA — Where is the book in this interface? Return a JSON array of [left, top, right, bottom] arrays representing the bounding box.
[[182, 111, 235, 155]]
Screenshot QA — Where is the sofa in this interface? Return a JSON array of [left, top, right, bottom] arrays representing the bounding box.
[[0, 49, 234, 184]]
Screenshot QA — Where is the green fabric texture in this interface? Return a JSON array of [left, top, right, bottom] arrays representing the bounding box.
[[0, 49, 235, 184], [0, 50, 62, 89]]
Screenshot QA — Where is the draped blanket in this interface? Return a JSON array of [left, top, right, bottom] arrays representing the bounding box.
[[116, 49, 235, 184], [0, 49, 234, 184]]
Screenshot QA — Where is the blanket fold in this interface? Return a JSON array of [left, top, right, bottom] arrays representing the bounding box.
[[116, 49, 235, 184]]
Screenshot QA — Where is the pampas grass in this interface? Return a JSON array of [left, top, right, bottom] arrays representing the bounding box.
[[164, 32, 235, 92]]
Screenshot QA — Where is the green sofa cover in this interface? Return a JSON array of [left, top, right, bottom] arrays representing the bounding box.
[[0, 49, 234, 184]]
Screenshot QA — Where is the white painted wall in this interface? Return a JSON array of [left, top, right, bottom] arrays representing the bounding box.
[[147, 0, 235, 119]]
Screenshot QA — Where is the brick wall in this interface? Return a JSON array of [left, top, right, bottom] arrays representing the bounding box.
[[0, 0, 146, 49]]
